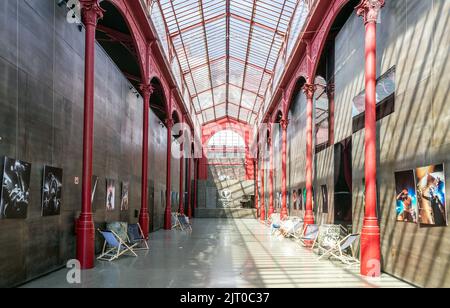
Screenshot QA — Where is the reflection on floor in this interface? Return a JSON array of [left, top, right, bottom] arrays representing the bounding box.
[[22, 219, 413, 288]]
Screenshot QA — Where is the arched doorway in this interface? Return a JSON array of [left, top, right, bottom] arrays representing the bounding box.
[[202, 129, 253, 210], [287, 77, 307, 217]]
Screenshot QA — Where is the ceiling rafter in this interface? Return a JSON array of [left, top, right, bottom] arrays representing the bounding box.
[[168, 12, 286, 39], [192, 82, 264, 100], [197, 0, 217, 120], [236, 0, 258, 121], [225, 0, 231, 118], [183, 55, 273, 76], [248, 1, 289, 120], [153, 1, 197, 115], [165, 0, 202, 117]]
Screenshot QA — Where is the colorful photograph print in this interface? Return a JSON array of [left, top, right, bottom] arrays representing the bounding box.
[[106, 179, 115, 211], [0, 157, 32, 219], [42, 166, 63, 216], [415, 164, 447, 227], [394, 170, 418, 223], [121, 181, 129, 211]]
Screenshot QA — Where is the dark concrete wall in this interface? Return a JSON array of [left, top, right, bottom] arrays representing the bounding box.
[[0, 0, 172, 287], [279, 0, 450, 287]]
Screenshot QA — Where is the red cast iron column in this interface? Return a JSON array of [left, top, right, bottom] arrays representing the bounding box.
[[260, 155, 266, 221], [179, 139, 185, 215], [280, 119, 289, 219], [193, 158, 198, 211], [356, 0, 384, 277], [139, 84, 153, 239], [254, 158, 259, 216], [268, 130, 275, 217], [303, 84, 316, 227], [76, 0, 104, 270], [164, 118, 174, 230], [187, 147, 193, 218]]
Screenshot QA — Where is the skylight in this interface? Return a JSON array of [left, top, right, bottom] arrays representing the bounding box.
[[148, 0, 310, 125]]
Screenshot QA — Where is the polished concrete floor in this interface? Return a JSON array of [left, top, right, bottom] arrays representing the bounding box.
[[22, 219, 412, 288]]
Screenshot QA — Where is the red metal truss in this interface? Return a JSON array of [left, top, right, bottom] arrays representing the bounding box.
[[96, 25, 137, 58], [170, 12, 285, 39]]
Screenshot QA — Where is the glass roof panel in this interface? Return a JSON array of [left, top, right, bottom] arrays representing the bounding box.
[[215, 104, 227, 119], [150, 0, 310, 125], [197, 91, 214, 110], [213, 85, 227, 104], [210, 59, 227, 87]]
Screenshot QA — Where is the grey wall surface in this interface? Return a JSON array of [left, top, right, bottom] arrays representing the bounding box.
[[198, 164, 254, 209], [283, 0, 450, 287], [0, 0, 172, 287]]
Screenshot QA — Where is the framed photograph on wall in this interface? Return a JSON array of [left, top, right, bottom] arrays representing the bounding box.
[[106, 179, 116, 211], [321, 185, 329, 214], [292, 189, 298, 210], [121, 181, 129, 211], [394, 170, 418, 223], [415, 164, 447, 227], [298, 188, 303, 211], [41, 166, 63, 216], [0, 157, 32, 219]]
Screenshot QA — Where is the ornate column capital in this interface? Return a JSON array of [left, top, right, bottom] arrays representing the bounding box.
[[165, 118, 175, 129], [303, 83, 317, 100], [139, 84, 154, 98], [356, 0, 385, 24], [280, 119, 289, 131], [80, 0, 104, 26]]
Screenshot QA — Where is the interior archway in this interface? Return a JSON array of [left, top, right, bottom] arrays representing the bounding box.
[[96, 1, 143, 90]]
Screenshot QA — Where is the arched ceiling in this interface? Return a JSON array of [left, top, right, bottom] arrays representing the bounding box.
[[149, 0, 310, 125]]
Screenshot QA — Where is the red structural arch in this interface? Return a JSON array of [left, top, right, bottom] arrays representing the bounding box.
[[104, 0, 147, 83], [285, 76, 307, 115], [199, 118, 254, 181], [261, 0, 351, 118], [149, 76, 170, 117], [309, 0, 351, 79], [149, 68, 172, 111], [105, 1, 182, 120]]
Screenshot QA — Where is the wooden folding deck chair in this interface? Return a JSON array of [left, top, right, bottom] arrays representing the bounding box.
[[127, 223, 149, 250], [178, 214, 192, 232], [281, 217, 303, 238], [318, 233, 360, 265], [97, 229, 138, 262], [171, 212, 182, 230], [269, 213, 283, 235], [299, 224, 319, 248], [314, 224, 342, 255]]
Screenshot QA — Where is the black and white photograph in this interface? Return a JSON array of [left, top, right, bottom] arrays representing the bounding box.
[[106, 179, 116, 211], [0, 157, 32, 219], [121, 181, 129, 211], [41, 166, 63, 216]]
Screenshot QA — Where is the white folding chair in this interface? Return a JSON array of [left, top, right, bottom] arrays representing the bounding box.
[[318, 233, 360, 265]]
